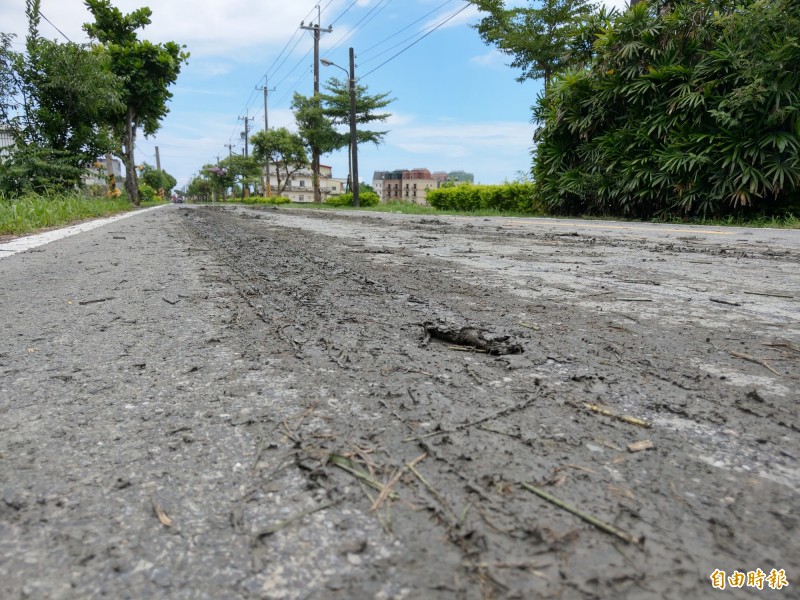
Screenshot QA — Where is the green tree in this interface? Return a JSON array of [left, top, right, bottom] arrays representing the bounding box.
[[292, 77, 394, 201], [0, 33, 23, 129], [317, 77, 393, 147], [250, 127, 308, 196], [0, 1, 124, 195], [84, 0, 189, 205], [471, 0, 597, 89], [186, 174, 212, 202], [292, 92, 341, 202], [139, 162, 176, 196], [219, 154, 262, 200]]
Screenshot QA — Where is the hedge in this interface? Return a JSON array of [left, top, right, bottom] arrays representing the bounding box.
[[326, 191, 380, 207], [426, 183, 540, 212]]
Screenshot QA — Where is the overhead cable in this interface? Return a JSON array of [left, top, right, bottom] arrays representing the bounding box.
[[361, 3, 470, 79]]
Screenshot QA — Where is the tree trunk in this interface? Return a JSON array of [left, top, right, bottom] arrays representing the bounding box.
[[312, 150, 321, 203], [122, 107, 140, 206]]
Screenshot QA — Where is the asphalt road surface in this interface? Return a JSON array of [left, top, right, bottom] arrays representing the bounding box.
[[1, 205, 798, 599]]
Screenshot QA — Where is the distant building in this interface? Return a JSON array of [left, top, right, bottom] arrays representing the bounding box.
[[372, 168, 473, 205], [267, 163, 346, 203], [0, 126, 15, 162], [84, 157, 124, 188]]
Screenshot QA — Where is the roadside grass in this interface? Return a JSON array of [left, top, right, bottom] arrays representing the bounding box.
[[0, 193, 166, 237], [287, 201, 800, 229], [690, 213, 800, 229], [288, 200, 546, 219]]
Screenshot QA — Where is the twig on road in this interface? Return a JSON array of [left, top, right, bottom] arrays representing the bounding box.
[[581, 403, 651, 428], [78, 297, 115, 305], [521, 483, 642, 546], [372, 452, 427, 512], [728, 350, 780, 376], [710, 297, 741, 307]]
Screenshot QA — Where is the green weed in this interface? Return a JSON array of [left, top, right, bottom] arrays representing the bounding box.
[[0, 192, 137, 236]]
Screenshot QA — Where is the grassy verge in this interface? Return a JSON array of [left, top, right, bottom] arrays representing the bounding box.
[[689, 214, 800, 229], [287, 201, 546, 219], [286, 201, 800, 229], [0, 193, 166, 237]]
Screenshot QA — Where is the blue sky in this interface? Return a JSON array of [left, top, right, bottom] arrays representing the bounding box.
[[2, 0, 627, 189]]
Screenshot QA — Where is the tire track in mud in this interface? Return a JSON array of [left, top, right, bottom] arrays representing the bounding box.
[[178, 207, 799, 600]]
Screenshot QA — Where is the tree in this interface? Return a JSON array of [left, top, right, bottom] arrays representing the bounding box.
[[0, 33, 23, 129], [186, 173, 212, 202], [84, 0, 188, 205], [292, 92, 341, 202], [318, 77, 393, 147], [250, 127, 308, 197], [219, 154, 262, 200], [471, 0, 597, 89], [292, 77, 394, 201], [0, 1, 124, 196], [139, 162, 176, 196]]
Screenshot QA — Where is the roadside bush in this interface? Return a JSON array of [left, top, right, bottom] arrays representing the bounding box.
[[138, 183, 158, 204], [533, 0, 800, 219], [427, 183, 539, 213], [327, 191, 380, 207]]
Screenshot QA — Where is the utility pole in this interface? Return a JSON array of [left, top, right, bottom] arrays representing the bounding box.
[[348, 48, 360, 208], [300, 5, 332, 203], [155, 146, 162, 172], [223, 144, 233, 201], [239, 113, 254, 157], [257, 80, 276, 197]]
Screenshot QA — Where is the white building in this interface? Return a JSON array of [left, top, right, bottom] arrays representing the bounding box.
[[0, 127, 15, 162], [267, 163, 347, 203], [83, 156, 124, 188]]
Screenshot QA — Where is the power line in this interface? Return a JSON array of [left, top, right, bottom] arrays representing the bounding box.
[[358, 0, 456, 59], [329, 0, 359, 26], [361, 3, 471, 79], [265, 1, 323, 80], [326, 0, 395, 56], [225, 2, 320, 145], [272, 65, 313, 111], [39, 11, 72, 42]]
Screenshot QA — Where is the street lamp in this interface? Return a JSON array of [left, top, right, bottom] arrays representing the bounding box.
[[320, 48, 359, 207]]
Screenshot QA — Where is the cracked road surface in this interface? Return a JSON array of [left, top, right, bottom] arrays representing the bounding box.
[[1, 205, 798, 599]]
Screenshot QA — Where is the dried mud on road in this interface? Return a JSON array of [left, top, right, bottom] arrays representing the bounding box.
[[1, 206, 798, 599]]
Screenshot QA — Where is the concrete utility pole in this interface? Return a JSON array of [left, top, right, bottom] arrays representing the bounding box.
[[257, 80, 276, 197], [239, 114, 254, 157], [300, 5, 332, 203], [155, 146, 162, 172], [348, 48, 359, 208], [321, 48, 359, 207], [225, 143, 233, 159]]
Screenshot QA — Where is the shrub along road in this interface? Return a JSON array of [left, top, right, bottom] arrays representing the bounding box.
[[1, 205, 797, 599]]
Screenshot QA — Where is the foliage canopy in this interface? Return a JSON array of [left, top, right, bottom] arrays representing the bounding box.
[[0, 1, 124, 196], [250, 127, 308, 196], [471, 0, 598, 88], [84, 0, 188, 205]]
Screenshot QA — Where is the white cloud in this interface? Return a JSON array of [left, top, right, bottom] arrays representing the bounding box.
[[0, 0, 356, 58], [469, 49, 506, 68]]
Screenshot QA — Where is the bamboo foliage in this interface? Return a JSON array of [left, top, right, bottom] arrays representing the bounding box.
[[533, 0, 800, 218]]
